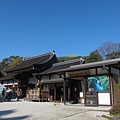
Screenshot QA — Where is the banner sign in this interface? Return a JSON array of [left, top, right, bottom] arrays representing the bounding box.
[[67, 70, 90, 78]]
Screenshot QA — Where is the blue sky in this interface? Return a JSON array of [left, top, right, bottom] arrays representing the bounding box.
[[0, 0, 120, 61]]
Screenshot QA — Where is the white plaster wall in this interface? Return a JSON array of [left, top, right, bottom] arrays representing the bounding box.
[[98, 92, 110, 105]]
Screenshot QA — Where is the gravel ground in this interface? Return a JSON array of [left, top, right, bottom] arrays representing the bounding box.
[[0, 100, 111, 120]]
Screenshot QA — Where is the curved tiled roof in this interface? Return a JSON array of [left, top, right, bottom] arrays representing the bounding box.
[[5, 51, 57, 73], [35, 58, 120, 76], [38, 58, 83, 74], [68, 58, 120, 71], [0, 72, 17, 81]]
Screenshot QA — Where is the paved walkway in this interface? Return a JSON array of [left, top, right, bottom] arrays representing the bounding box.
[[0, 100, 112, 120]]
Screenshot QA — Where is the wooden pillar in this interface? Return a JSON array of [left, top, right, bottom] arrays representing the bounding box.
[[54, 84, 56, 102], [109, 67, 113, 106], [109, 75, 114, 105], [68, 87, 70, 102], [42, 89, 43, 102], [63, 78, 66, 104], [82, 77, 86, 105]]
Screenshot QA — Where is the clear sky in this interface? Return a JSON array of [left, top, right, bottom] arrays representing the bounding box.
[[0, 0, 120, 61]]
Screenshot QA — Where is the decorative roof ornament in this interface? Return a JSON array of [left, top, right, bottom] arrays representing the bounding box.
[[51, 50, 55, 55], [79, 57, 85, 64], [22, 57, 25, 61]]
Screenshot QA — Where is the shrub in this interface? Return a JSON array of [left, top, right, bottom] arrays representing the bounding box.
[[109, 102, 120, 115], [117, 82, 120, 89]]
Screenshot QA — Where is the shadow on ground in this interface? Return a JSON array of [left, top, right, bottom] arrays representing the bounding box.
[[0, 109, 30, 120]]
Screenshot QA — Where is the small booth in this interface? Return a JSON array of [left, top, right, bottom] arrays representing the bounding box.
[[65, 58, 120, 106]]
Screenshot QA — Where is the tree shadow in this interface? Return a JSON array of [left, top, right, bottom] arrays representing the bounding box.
[[0, 109, 31, 120]]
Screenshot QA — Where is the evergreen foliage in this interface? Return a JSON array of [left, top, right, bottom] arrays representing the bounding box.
[[84, 49, 103, 63], [0, 56, 23, 70], [58, 56, 80, 62]]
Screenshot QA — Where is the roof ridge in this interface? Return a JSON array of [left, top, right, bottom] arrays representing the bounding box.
[[53, 58, 82, 66], [70, 58, 120, 68], [23, 51, 55, 61]]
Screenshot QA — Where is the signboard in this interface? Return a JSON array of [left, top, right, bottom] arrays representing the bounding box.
[[66, 70, 90, 78], [85, 91, 98, 106], [88, 75, 109, 92]]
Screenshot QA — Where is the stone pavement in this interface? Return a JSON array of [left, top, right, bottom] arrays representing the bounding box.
[[0, 100, 112, 120]]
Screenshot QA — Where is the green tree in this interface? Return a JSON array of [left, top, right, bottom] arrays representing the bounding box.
[[1, 58, 9, 70], [84, 56, 90, 63], [84, 50, 103, 63], [7, 56, 23, 69], [58, 56, 81, 62], [0, 56, 23, 70], [58, 56, 74, 62], [89, 50, 103, 62]]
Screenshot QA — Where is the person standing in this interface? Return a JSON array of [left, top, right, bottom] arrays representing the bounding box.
[[2, 88, 6, 102], [6, 87, 12, 101], [16, 88, 20, 101], [20, 89, 22, 99]]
